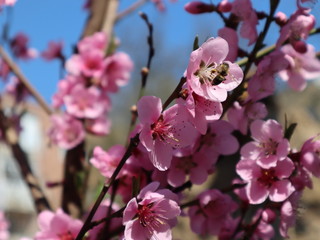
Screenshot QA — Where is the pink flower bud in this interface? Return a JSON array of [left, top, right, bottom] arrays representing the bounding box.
[[217, 0, 232, 12], [262, 209, 277, 223], [184, 1, 215, 14], [292, 40, 307, 54], [275, 11, 287, 26]]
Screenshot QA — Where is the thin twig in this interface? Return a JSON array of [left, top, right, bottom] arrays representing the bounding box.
[[0, 46, 53, 115], [127, 12, 155, 136], [75, 134, 140, 240], [139, 12, 155, 90]]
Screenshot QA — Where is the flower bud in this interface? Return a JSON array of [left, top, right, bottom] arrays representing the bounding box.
[[217, 0, 232, 12], [184, 1, 215, 14], [292, 40, 307, 54], [275, 11, 287, 26]]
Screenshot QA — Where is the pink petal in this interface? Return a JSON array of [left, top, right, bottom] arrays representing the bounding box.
[[269, 180, 295, 202], [139, 127, 153, 151], [168, 168, 186, 187], [247, 181, 269, 204], [37, 210, 54, 230], [137, 96, 162, 124], [257, 155, 278, 168], [123, 198, 138, 224], [275, 158, 295, 178], [138, 182, 160, 199], [236, 159, 257, 181], [200, 37, 229, 64], [150, 139, 173, 171]]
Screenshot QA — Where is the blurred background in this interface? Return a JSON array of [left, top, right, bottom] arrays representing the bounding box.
[[0, 0, 320, 239]]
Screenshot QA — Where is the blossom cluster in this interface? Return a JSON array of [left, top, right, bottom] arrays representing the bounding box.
[[48, 32, 133, 149]]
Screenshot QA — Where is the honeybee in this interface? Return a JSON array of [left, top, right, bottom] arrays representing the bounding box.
[[210, 62, 230, 86], [195, 61, 238, 86]]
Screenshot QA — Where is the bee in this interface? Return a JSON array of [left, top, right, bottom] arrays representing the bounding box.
[[194, 61, 238, 86], [210, 62, 230, 86]]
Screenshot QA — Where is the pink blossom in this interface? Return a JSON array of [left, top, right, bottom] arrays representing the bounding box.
[[0, 0, 17, 6], [123, 182, 180, 240], [78, 32, 108, 53], [186, 37, 243, 102], [217, 0, 232, 12], [250, 210, 275, 240], [299, 135, 320, 178], [41, 41, 63, 61], [227, 101, 268, 135], [218, 27, 239, 62], [0, 58, 10, 80], [151, 0, 166, 11], [241, 119, 290, 168], [48, 113, 85, 149], [280, 191, 302, 238], [10, 33, 37, 60], [275, 11, 288, 26], [167, 149, 218, 187], [0, 212, 9, 240], [178, 87, 223, 134], [278, 44, 320, 91], [5, 76, 29, 102], [218, 216, 240, 240], [236, 157, 295, 204], [82, 0, 92, 9], [289, 150, 313, 190], [100, 52, 133, 93], [291, 163, 313, 190], [231, 0, 258, 45], [188, 189, 237, 236], [66, 50, 105, 78], [90, 145, 131, 179], [52, 75, 85, 108], [85, 115, 111, 136], [64, 84, 109, 119], [35, 209, 83, 240], [248, 50, 289, 101], [184, 1, 214, 14], [138, 96, 198, 171], [203, 120, 239, 155], [276, 9, 315, 50]]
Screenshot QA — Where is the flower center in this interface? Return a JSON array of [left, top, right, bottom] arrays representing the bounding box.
[[258, 169, 277, 187], [151, 115, 178, 143], [194, 61, 229, 86], [137, 202, 166, 232], [261, 138, 278, 156]]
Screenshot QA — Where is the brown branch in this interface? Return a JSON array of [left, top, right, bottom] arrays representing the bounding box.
[[0, 46, 53, 115], [0, 109, 51, 213], [81, 0, 119, 39], [61, 142, 85, 217], [81, 0, 109, 38]]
